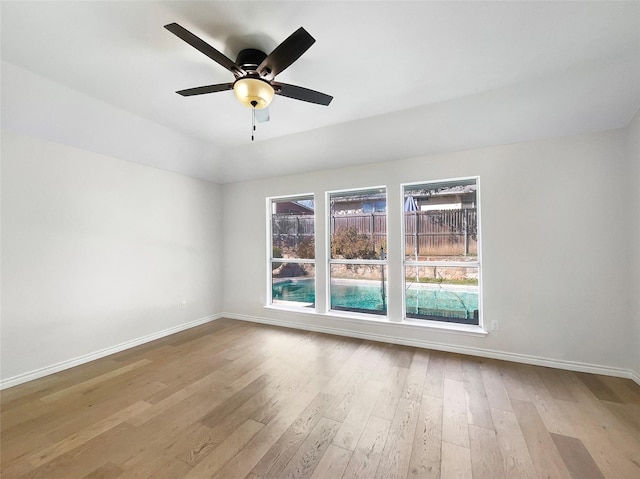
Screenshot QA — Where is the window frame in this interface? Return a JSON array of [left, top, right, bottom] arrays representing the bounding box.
[[401, 176, 483, 328], [266, 193, 316, 309], [326, 186, 389, 317]]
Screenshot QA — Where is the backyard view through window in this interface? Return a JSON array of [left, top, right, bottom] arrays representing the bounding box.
[[270, 196, 315, 307], [329, 188, 388, 315], [403, 178, 480, 325]]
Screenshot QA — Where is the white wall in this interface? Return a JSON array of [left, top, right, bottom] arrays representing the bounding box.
[[1, 132, 223, 385], [222, 128, 638, 378]]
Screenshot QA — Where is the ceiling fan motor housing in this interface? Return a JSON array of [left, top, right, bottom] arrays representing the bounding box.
[[235, 48, 267, 73]]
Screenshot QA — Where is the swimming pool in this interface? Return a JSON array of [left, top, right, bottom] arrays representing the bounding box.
[[272, 279, 478, 321]]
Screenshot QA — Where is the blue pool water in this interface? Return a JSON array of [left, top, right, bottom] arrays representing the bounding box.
[[272, 279, 478, 318]]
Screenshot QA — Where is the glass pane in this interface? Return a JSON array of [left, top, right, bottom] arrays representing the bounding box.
[[271, 197, 314, 259], [405, 266, 479, 324], [330, 264, 387, 315], [404, 180, 477, 261], [272, 263, 315, 306], [330, 188, 387, 260]]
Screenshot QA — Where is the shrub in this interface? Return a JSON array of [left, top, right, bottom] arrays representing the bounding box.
[[296, 237, 315, 259], [331, 227, 378, 259]]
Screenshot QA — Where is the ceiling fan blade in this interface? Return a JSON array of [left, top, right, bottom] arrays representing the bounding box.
[[164, 23, 242, 76], [255, 107, 270, 123], [176, 83, 234, 96], [273, 82, 333, 106], [258, 27, 315, 79]]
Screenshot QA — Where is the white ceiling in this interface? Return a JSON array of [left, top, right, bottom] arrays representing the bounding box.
[[2, 1, 639, 183]]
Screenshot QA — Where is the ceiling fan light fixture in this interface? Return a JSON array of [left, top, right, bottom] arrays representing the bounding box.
[[233, 78, 274, 109]]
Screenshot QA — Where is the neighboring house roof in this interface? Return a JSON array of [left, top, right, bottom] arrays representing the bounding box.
[[275, 201, 314, 215]]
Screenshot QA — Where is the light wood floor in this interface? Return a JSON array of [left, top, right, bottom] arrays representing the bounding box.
[[2, 319, 639, 479]]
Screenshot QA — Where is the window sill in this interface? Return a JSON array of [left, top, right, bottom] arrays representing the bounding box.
[[264, 304, 488, 337], [401, 317, 487, 337]]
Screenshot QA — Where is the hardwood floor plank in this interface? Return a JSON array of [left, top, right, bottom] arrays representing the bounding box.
[[388, 344, 415, 369], [499, 363, 532, 402], [144, 456, 193, 479], [423, 352, 446, 399], [308, 444, 351, 479], [324, 367, 372, 422], [250, 392, 333, 478], [481, 362, 512, 411], [374, 398, 420, 479], [561, 371, 620, 428], [213, 379, 330, 479], [371, 366, 410, 421], [39, 360, 152, 404], [332, 379, 384, 451], [575, 372, 624, 403], [322, 342, 382, 396], [440, 441, 472, 479], [469, 424, 505, 479], [442, 378, 469, 448], [603, 400, 640, 434], [550, 432, 605, 479], [27, 400, 150, 468], [490, 407, 538, 479], [182, 419, 264, 478], [600, 376, 640, 404], [81, 461, 123, 479], [403, 350, 429, 402], [199, 374, 273, 427], [539, 367, 576, 402], [462, 360, 494, 430], [510, 398, 571, 479], [516, 364, 577, 437], [278, 417, 341, 479], [9, 422, 136, 479], [342, 415, 390, 479], [407, 394, 442, 479], [556, 398, 640, 478], [443, 354, 464, 381]]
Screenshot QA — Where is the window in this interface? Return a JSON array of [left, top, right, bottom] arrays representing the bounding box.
[[329, 188, 387, 315], [403, 178, 481, 325], [269, 196, 315, 307]]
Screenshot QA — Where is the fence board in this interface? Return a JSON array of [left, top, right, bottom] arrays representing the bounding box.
[[273, 209, 477, 257]]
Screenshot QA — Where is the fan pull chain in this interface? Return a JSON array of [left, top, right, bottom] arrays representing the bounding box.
[[251, 101, 257, 142]]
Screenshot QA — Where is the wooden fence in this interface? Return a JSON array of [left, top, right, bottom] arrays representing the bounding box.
[[272, 214, 314, 248], [405, 209, 477, 257], [272, 208, 477, 256], [331, 213, 387, 251]]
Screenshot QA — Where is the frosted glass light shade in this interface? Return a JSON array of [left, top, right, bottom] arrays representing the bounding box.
[[233, 78, 274, 109]]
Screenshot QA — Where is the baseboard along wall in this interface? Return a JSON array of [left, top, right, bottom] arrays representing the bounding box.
[[3, 311, 638, 389], [0, 314, 223, 390], [225, 312, 640, 386]]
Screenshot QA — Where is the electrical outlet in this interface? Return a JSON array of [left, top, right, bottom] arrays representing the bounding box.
[[181, 300, 187, 309], [491, 320, 499, 331]]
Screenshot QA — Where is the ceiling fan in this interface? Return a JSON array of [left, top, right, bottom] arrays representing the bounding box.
[[164, 23, 333, 115]]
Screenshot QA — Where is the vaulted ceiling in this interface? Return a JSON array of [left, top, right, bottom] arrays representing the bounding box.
[[2, 1, 639, 183]]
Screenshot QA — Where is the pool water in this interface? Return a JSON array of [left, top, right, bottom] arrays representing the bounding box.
[[272, 279, 478, 318]]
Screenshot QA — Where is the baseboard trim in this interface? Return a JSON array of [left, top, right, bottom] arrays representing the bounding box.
[[224, 312, 640, 385], [0, 314, 222, 390]]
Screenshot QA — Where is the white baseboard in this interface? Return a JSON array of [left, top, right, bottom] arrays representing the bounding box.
[[224, 312, 640, 385], [0, 314, 222, 390], [4, 312, 638, 389]]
